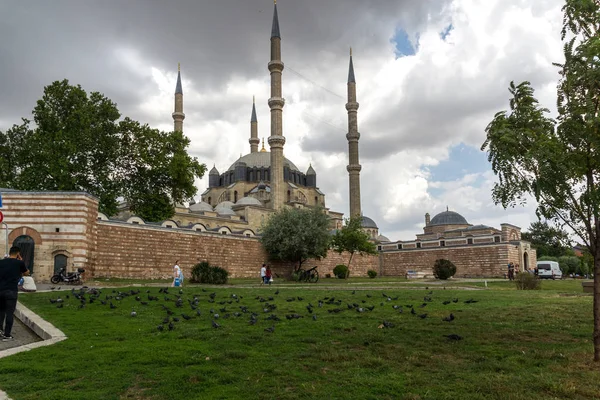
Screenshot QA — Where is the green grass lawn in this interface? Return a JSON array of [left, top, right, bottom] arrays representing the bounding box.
[[1, 280, 598, 399]]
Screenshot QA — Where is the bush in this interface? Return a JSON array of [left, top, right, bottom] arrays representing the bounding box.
[[515, 272, 541, 290], [190, 261, 229, 284], [558, 256, 580, 275], [367, 270, 377, 279], [433, 259, 457, 280], [333, 264, 349, 279]]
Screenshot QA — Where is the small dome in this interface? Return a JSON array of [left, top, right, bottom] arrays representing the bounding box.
[[190, 201, 213, 212], [236, 196, 262, 206], [215, 202, 236, 216], [361, 216, 378, 229], [377, 234, 390, 243], [430, 210, 468, 226]]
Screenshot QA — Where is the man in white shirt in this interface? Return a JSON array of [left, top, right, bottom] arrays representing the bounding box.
[[172, 261, 182, 287], [260, 264, 267, 284]]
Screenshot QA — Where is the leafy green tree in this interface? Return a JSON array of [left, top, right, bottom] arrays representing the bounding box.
[[481, 0, 600, 361], [330, 216, 377, 271], [118, 118, 205, 221], [522, 221, 572, 258], [260, 207, 331, 271], [0, 79, 205, 221]]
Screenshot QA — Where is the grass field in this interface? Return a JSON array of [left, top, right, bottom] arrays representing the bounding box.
[[0, 280, 598, 399]]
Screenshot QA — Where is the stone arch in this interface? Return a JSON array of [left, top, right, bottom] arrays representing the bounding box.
[[127, 216, 145, 225], [9, 226, 43, 245], [192, 223, 207, 232], [523, 251, 529, 270], [97, 212, 109, 221]]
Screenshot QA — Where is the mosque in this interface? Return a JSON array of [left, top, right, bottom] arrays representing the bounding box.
[[117, 1, 387, 241], [0, 2, 534, 281]]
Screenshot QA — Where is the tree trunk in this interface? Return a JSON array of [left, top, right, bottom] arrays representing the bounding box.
[[347, 252, 355, 273], [594, 248, 600, 362]]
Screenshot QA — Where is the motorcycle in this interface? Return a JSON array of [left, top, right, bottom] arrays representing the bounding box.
[[51, 267, 85, 285]]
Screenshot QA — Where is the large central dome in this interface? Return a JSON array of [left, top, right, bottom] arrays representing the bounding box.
[[430, 210, 468, 226], [227, 152, 299, 172]]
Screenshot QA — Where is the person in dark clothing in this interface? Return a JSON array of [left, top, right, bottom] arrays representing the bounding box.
[[0, 246, 29, 341]]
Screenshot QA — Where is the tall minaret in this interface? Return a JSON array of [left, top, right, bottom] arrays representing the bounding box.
[[268, 0, 286, 209], [346, 48, 362, 218], [172, 63, 185, 132], [250, 96, 259, 153]]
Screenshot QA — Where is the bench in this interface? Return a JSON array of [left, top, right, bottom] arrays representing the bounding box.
[[406, 270, 430, 279]]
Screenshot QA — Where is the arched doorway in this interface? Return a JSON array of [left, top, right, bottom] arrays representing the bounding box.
[[12, 235, 35, 274], [523, 252, 529, 271], [54, 254, 68, 275]]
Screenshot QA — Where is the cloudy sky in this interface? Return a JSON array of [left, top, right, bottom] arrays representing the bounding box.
[[0, 0, 565, 241]]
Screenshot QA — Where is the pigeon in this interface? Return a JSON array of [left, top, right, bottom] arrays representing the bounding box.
[[442, 313, 455, 322], [196, 310, 202, 316], [168, 322, 175, 331], [352, 290, 356, 295], [464, 299, 478, 304], [274, 290, 280, 295], [418, 313, 428, 319], [452, 298, 459, 303], [131, 310, 137, 317], [162, 316, 170, 324], [141, 301, 149, 306], [181, 314, 191, 321], [214, 314, 220, 319], [56, 303, 63, 309], [172, 317, 180, 322], [264, 326, 275, 333], [442, 300, 451, 305], [157, 325, 164, 332], [110, 302, 117, 309], [410, 308, 416, 315], [312, 315, 317, 321], [381, 320, 395, 328], [444, 334, 463, 341], [212, 320, 221, 329]]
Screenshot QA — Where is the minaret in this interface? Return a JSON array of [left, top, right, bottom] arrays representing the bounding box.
[[250, 96, 259, 153], [172, 63, 185, 132], [346, 48, 362, 218], [268, 0, 286, 209]]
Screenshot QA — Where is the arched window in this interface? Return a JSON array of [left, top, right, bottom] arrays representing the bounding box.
[[315, 196, 318, 205], [287, 190, 291, 202], [208, 197, 211, 205], [234, 191, 238, 203], [54, 254, 68, 275]]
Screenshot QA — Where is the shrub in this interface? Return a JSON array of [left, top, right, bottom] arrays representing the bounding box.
[[190, 261, 229, 284], [433, 259, 457, 280], [515, 272, 541, 290], [367, 270, 377, 279], [333, 264, 349, 279]]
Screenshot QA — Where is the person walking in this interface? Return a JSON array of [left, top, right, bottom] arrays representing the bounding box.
[[172, 260, 183, 287], [0, 246, 29, 341], [260, 264, 267, 285], [265, 265, 273, 285]]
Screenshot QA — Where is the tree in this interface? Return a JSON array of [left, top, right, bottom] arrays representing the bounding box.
[[481, 0, 600, 361], [330, 216, 377, 271], [118, 118, 206, 221], [0, 80, 205, 220], [260, 207, 331, 271], [522, 221, 573, 258]]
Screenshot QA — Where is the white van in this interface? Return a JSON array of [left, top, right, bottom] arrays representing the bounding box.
[[536, 261, 562, 279]]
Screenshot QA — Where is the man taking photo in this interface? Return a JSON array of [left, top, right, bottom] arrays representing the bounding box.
[[0, 246, 29, 341]]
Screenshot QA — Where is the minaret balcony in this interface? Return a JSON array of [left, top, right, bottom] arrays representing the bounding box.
[[172, 112, 186, 119], [346, 132, 361, 141], [268, 135, 286, 148], [345, 102, 359, 111], [268, 60, 285, 72], [268, 97, 285, 109], [347, 164, 362, 172]]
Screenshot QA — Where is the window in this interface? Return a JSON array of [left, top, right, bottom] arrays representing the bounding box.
[[397, 243, 403, 250], [208, 197, 211, 205], [315, 196, 318, 205], [416, 242, 421, 249], [287, 190, 291, 202], [467, 238, 473, 245], [234, 191, 238, 203], [377, 245, 382, 251], [166, 225, 173, 228], [132, 221, 139, 225], [55, 228, 60, 233], [494, 236, 501, 243], [221, 231, 227, 235], [196, 228, 202, 232], [245, 234, 251, 237], [440, 240, 445, 247]]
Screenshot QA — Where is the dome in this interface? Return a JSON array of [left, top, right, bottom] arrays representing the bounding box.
[[189, 201, 213, 212], [377, 234, 390, 242], [361, 216, 378, 228], [215, 203, 236, 216], [429, 210, 468, 226], [236, 196, 262, 206], [217, 201, 235, 208], [227, 152, 299, 172]]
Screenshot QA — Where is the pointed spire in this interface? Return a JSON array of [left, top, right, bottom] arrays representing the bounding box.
[[175, 63, 183, 94], [261, 138, 267, 152], [271, 1, 281, 38], [348, 48, 356, 83], [251, 96, 258, 122], [306, 163, 316, 176]]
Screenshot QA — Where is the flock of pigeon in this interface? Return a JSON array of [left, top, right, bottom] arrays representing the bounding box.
[[47, 286, 475, 341]]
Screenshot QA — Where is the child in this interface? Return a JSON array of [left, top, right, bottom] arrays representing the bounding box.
[[265, 265, 273, 285]]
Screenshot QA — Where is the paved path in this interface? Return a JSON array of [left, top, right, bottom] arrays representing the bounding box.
[[0, 319, 42, 352]]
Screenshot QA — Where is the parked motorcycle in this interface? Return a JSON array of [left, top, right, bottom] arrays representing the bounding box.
[[50, 267, 85, 285]]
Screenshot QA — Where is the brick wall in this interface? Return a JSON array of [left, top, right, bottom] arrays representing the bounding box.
[[381, 244, 512, 278], [93, 222, 379, 280]]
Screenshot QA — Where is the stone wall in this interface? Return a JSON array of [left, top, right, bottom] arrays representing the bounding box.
[[381, 244, 513, 278], [93, 221, 379, 280]]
